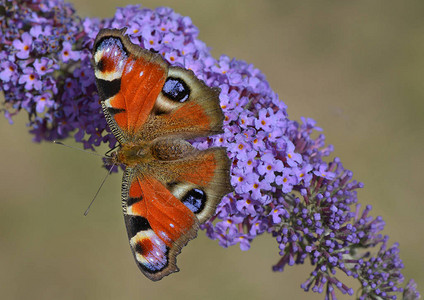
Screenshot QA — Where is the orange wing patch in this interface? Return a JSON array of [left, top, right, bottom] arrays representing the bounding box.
[[119, 56, 167, 135], [176, 151, 216, 186], [128, 175, 197, 245], [165, 102, 211, 134]]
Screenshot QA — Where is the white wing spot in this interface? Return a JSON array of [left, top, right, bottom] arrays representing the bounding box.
[[139, 71, 144, 77], [170, 223, 174, 228], [106, 47, 110, 53], [114, 50, 118, 56], [104, 97, 112, 108]]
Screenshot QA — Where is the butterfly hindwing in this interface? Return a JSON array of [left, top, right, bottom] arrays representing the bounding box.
[[140, 66, 224, 141], [149, 139, 232, 223]]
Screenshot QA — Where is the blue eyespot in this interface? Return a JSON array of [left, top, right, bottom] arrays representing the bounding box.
[[162, 77, 190, 103]]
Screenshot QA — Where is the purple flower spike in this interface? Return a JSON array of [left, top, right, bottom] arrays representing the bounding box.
[[0, 1, 420, 299]]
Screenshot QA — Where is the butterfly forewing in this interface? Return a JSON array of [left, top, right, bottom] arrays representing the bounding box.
[[93, 28, 168, 143], [122, 169, 198, 281]]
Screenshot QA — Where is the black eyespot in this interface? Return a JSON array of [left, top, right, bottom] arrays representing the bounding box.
[[181, 188, 206, 214], [162, 77, 190, 103], [97, 58, 105, 72]]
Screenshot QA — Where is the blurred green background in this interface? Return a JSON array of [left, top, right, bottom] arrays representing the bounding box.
[[1, 1, 423, 299]]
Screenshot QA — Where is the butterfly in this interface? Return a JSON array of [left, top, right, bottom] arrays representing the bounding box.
[[91, 28, 233, 281]]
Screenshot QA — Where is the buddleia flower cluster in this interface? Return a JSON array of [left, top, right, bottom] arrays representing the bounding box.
[[0, 1, 420, 299]]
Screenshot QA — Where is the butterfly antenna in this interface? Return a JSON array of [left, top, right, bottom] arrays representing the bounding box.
[[53, 141, 105, 158], [83, 164, 115, 216]]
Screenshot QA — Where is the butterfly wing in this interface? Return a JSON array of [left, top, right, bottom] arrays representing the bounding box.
[[139, 66, 224, 141], [92, 28, 168, 143], [122, 168, 199, 281], [122, 143, 231, 280], [149, 139, 233, 223], [92, 28, 224, 143]]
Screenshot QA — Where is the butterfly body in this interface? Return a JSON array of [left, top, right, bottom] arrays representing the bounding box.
[[112, 140, 153, 167], [92, 28, 232, 281]]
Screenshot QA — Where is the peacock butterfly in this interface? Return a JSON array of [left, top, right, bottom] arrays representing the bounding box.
[[92, 28, 232, 281]]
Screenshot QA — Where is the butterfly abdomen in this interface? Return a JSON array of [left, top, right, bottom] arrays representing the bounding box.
[[150, 139, 196, 161]]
